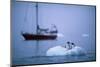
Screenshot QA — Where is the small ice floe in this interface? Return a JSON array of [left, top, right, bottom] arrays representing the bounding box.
[[57, 33, 64, 38], [82, 34, 89, 37], [46, 42, 86, 56]]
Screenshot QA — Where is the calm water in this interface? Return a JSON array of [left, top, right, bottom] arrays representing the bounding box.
[[12, 53, 96, 65], [12, 2, 96, 66]]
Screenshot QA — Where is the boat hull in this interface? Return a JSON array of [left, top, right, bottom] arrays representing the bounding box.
[[22, 33, 57, 40]]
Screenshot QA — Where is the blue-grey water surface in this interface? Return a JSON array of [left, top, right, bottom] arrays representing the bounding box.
[[12, 1, 96, 65]]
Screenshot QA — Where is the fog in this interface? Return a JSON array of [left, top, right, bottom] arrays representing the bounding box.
[[12, 1, 96, 59]]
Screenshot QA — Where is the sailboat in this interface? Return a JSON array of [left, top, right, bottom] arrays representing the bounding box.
[[21, 3, 57, 40]]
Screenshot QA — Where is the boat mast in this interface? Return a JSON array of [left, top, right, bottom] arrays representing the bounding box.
[[36, 2, 39, 34], [36, 2, 39, 56]]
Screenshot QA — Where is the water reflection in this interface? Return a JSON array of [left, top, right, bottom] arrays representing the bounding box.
[[13, 53, 95, 65]]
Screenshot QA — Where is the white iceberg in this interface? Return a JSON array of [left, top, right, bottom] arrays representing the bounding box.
[[46, 45, 86, 56]]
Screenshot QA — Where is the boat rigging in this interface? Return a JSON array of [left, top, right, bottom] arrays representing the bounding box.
[[21, 2, 58, 40]]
